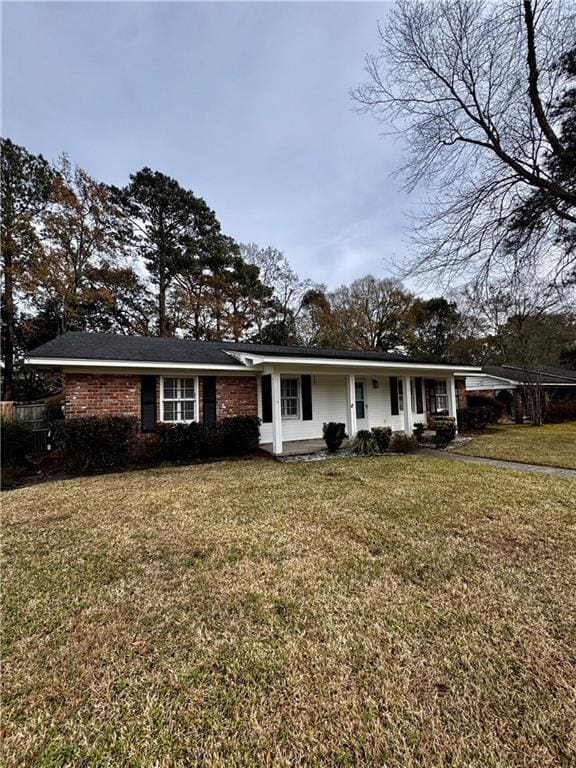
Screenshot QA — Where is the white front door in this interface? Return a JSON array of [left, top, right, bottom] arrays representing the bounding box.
[[355, 379, 369, 430]]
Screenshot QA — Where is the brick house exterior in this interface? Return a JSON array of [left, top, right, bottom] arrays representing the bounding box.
[[65, 372, 257, 430], [26, 332, 481, 455]]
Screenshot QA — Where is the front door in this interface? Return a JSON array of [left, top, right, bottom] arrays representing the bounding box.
[[355, 379, 369, 430]]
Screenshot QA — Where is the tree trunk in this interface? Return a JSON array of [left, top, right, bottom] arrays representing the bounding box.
[[158, 271, 167, 337], [2, 240, 15, 400]]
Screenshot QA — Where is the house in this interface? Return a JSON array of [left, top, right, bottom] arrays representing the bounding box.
[[465, 365, 576, 422], [25, 332, 480, 455]]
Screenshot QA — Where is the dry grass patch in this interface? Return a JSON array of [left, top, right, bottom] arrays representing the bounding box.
[[454, 421, 576, 469], [2, 457, 576, 767]]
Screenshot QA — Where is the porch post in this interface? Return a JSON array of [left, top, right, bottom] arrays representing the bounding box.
[[448, 375, 458, 433], [346, 374, 357, 439], [403, 376, 413, 435], [271, 371, 283, 454]]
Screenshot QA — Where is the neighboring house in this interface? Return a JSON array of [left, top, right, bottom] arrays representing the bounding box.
[[465, 365, 576, 422], [25, 332, 479, 455]]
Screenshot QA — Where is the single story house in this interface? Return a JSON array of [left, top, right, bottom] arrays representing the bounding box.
[[26, 332, 480, 455], [465, 364, 576, 422]]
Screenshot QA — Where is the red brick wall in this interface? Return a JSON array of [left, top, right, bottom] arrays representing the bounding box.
[[65, 373, 142, 419], [455, 377, 467, 409], [64, 373, 258, 424], [216, 376, 258, 420]]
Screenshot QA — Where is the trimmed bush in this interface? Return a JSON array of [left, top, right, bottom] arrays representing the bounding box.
[[157, 422, 210, 462], [433, 416, 457, 446], [1, 420, 34, 467], [220, 416, 260, 455], [351, 429, 380, 455], [371, 426, 392, 452], [322, 422, 347, 452], [413, 422, 426, 442], [457, 407, 493, 432], [52, 416, 138, 473], [389, 432, 419, 453], [466, 395, 502, 423], [158, 415, 260, 463]]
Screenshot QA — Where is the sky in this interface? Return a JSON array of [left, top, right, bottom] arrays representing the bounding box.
[[2, 1, 424, 290]]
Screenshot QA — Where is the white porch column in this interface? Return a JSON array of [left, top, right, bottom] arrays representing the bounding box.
[[271, 371, 283, 454], [448, 375, 459, 433], [403, 376, 414, 435], [346, 374, 357, 439]]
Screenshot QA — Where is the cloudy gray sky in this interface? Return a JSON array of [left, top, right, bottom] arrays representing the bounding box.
[[2, 1, 423, 289]]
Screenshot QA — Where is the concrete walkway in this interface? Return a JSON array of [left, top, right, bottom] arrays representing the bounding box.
[[421, 448, 576, 480]]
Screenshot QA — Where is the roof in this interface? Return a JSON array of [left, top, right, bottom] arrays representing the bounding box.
[[481, 364, 576, 386], [26, 331, 453, 367]]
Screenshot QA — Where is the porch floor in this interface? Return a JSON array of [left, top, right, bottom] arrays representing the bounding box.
[[260, 438, 334, 456]]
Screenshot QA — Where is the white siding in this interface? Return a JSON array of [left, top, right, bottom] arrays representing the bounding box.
[[466, 375, 515, 391], [259, 374, 348, 443], [258, 374, 428, 443]]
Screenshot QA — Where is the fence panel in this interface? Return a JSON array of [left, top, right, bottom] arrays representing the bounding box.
[[14, 403, 47, 428]]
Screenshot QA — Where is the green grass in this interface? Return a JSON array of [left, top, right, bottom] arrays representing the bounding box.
[[454, 421, 576, 470], [2, 457, 576, 767]]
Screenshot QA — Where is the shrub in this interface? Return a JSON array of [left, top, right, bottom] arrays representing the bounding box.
[[389, 432, 419, 453], [322, 422, 347, 452], [457, 407, 493, 432], [433, 416, 457, 446], [466, 394, 502, 423], [545, 398, 576, 424], [158, 416, 260, 463], [157, 422, 210, 462], [220, 416, 260, 455], [413, 422, 426, 442], [1, 420, 34, 467], [51, 416, 138, 472], [371, 426, 392, 451], [351, 429, 380, 455]]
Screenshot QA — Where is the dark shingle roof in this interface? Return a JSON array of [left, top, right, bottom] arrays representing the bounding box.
[[482, 364, 576, 385], [26, 331, 431, 366]]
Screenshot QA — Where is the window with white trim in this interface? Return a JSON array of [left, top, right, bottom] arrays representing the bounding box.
[[281, 377, 300, 419], [397, 379, 404, 412], [433, 380, 449, 415], [161, 377, 197, 422]]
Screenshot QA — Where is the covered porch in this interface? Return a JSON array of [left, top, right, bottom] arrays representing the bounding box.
[[254, 364, 463, 456]]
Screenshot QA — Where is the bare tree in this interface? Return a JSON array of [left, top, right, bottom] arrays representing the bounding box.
[[464, 270, 576, 423], [353, 0, 576, 287], [328, 275, 415, 351]]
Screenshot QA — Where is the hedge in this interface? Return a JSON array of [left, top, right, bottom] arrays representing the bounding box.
[[51, 416, 138, 473], [158, 415, 260, 463], [1, 420, 34, 468]]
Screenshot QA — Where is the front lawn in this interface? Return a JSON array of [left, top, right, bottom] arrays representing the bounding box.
[[3, 458, 576, 767], [454, 421, 576, 469]]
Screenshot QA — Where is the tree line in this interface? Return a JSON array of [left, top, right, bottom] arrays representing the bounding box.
[[1, 137, 575, 401]]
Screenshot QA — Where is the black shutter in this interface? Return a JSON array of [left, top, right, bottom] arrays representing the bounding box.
[[141, 375, 157, 431], [202, 376, 217, 424], [301, 375, 313, 421], [261, 374, 272, 423], [390, 376, 399, 415], [415, 377, 424, 414]]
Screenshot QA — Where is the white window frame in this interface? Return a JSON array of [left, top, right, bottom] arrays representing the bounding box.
[[433, 379, 449, 415], [160, 376, 199, 423], [280, 376, 301, 420], [397, 379, 404, 412]]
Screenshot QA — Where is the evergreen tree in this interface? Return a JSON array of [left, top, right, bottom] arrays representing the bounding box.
[[1, 138, 54, 399]]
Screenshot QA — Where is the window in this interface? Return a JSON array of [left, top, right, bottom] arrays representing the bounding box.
[[161, 377, 197, 422], [397, 379, 404, 412], [281, 377, 299, 418], [433, 380, 448, 415], [355, 381, 366, 419]]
